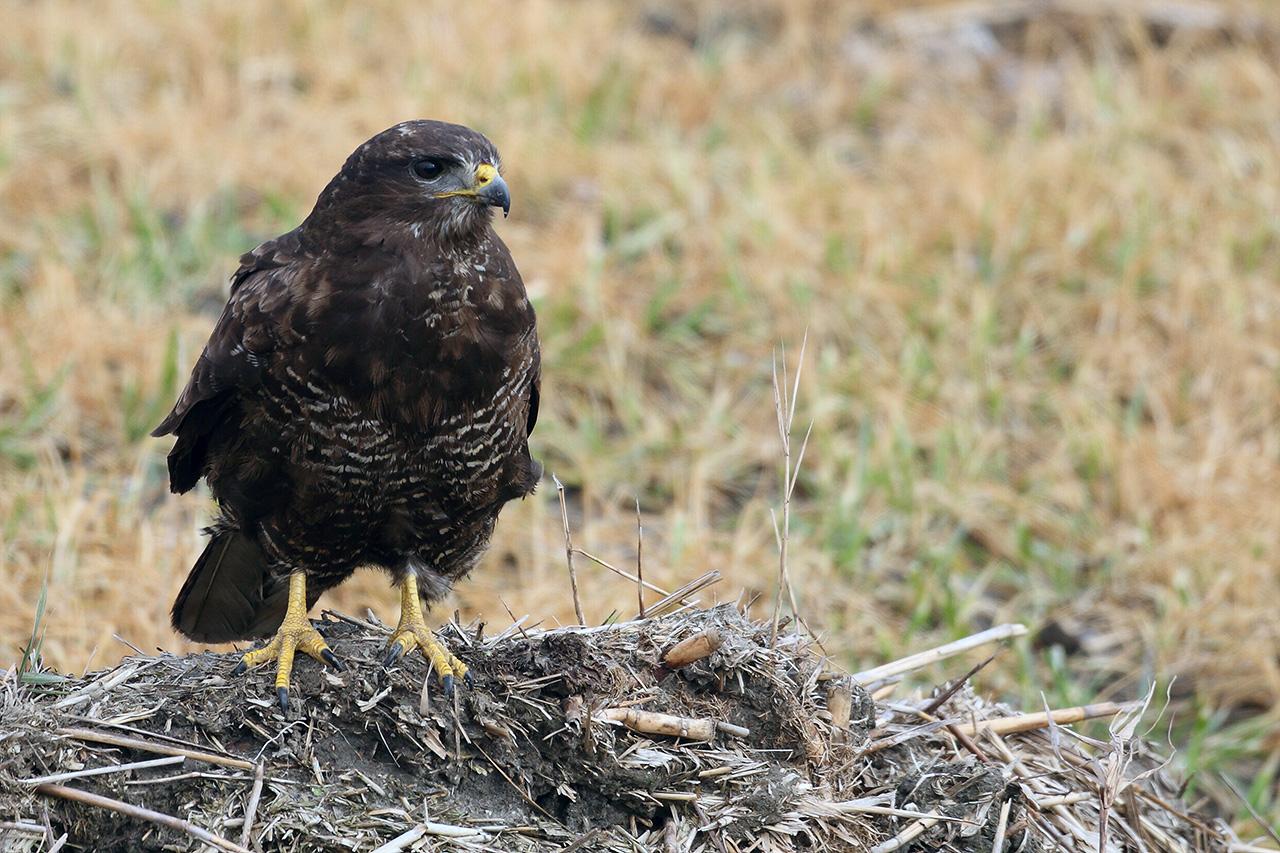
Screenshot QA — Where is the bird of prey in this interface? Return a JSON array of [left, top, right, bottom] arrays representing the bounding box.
[[153, 120, 541, 710]]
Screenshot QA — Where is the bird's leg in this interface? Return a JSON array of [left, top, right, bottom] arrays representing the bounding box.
[[231, 572, 342, 712], [384, 574, 470, 693]]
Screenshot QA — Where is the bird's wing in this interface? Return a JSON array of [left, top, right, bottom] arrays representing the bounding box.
[[152, 235, 307, 494], [526, 343, 540, 436]]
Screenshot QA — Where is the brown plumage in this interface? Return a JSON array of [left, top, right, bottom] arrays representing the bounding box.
[[154, 121, 541, 666]]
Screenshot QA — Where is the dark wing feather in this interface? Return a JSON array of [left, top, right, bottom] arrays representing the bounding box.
[[152, 234, 305, 494], [526, 345, 540, 436]]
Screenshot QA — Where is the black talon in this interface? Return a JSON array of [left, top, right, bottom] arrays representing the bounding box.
[[441, 675, 455, 696], [277, 687, 290, 714], [321, 649, 345, 671], [231, 661, 247, 677], [384, 645, 405, 667]]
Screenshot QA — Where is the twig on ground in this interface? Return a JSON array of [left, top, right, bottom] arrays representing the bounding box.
[[124, 771, 247, 788], [111, 633, 146, 656], [472, 743, 558, 822], [370, 825, 427, 853], [57, 727, 255, 771], [991, 798, 1012, 852], [635, 497, 646, 619], [860, 719, 953, 755], [1033, 792, 1094, 809], [946, 720, 990, 762], [239, 762, 265, 849], [572, 549, 717, 619], [911, 653, 999, 761], [769, 332, 810, 648], [574, 550, 670, 600], [921, 654, 997, 716], [871, 682, 900, 702], [830, 802, 975, 824], [552, 474, 586, 625], [61, 716, 233, 754], [34, 783, 251, 853], [597, 708, 749, 740], [370, 820, 484, 851], [1135, 790, 1225, 838], [21, 755, 184, 786], [854, 624, 1027, 684], [954, 702, 1132, 737], [53, 659, 162, 710], [1219, 773, 1280, 847], [870, 813, 945, 852], [497, 599, 532, 642], [321, 609, 391, 635], [642, 571, 721, 619]]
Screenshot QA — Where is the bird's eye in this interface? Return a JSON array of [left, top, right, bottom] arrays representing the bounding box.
[[411, 158, 448, 181]]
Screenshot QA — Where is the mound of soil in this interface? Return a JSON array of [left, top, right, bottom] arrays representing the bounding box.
[[0, 606, 1236, 851]]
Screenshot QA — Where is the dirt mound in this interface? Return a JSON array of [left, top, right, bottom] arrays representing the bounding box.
[[0, 607, 1241, 851]]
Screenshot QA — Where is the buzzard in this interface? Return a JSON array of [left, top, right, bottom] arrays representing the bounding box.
[[154, 120, 541, 710]]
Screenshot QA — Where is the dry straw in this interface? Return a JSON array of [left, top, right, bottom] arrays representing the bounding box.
[[0, 600, 1257, 852]]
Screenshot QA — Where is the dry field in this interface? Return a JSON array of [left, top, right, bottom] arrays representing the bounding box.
[[1, 0, 1278, 835]]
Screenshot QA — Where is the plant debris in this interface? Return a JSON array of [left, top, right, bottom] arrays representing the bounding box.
[[0, 606, 1254, 851]]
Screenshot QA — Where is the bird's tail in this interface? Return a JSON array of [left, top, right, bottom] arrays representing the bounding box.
[[172, 527, 294, 643]]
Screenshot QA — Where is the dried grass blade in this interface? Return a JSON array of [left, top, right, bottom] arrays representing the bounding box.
[[854, 624, 1027, 683], [990, 798, 1011, 852], [238, 762, 265, 849], [642, 571, 721, 619], [575, 548, 671, 598], [552, 474, 586, 625], [21, 754, 184, 786], [870, 813, 944, 853], [57, 727, 255, 771], [954, 702, 1132, 737]]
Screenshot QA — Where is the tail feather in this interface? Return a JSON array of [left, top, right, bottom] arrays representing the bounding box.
[[173, 528, 288, 642]]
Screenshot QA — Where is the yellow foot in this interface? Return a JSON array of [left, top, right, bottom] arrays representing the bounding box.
[[384, 574, 471, 694], [230, 573, 343, 712]]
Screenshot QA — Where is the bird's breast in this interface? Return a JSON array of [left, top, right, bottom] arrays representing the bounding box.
[[300, 277, 533, 427]]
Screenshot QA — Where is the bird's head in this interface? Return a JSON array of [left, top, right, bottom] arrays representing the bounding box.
[[307, 120, 511, 246]]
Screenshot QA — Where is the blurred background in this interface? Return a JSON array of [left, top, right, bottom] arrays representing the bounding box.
[[2, 0, 1277, 836]]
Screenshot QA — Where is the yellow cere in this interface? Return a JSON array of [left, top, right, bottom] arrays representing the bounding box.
[[473, 163, 497, 186], [434, 163, 498, 199]]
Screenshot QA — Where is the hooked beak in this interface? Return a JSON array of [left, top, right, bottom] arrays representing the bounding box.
[[432, 163, 511, 217], [473, 163, 510, 218]]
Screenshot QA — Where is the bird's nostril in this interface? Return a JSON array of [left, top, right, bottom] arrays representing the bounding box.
[[474, 163, 497, 187]]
